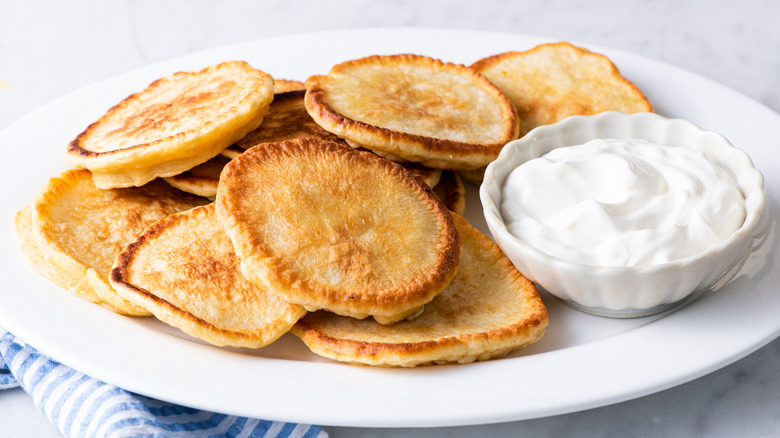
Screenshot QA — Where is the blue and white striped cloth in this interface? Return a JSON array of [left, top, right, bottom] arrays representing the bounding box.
[[0, 329, 327, 438]]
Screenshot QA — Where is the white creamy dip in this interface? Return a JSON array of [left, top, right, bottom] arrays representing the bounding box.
[[500, 138, 746, 267]]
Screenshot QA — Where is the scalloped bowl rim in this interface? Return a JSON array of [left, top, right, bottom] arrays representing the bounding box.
[[479, 111, 766, 313]]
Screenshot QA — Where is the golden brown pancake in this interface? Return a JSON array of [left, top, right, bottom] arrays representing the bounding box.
[[471, 42, 653, 137], [218, 145, 244, 160], [15, 169, 208, 315], [305, 54, 519, 170], [220, 89, 345, 159], [110, 204, 306, 348], [225, 145, 443, 189], [351, 148, 442, 188], [66, 61, 274, 188], [215, 138, 461, 324], [403, 162, 442, 188], [163, 154, 231, 198], [15, 207, 87, 296], [189, 91, 436, 196], [273, 79, 306, 93], [457, 167, 485, 185], [292, 214, 548, 367], [433, 171, 466, 215], [236, 90, 345, 150]]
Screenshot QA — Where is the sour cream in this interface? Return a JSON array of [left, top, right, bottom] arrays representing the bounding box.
[[500, 138, 746, 267]]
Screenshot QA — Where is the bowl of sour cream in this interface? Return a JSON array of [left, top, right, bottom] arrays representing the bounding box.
[[480, 111, 766, 317]]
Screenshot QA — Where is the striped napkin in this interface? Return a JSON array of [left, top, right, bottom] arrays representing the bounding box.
[[0, 329, 327, 438]]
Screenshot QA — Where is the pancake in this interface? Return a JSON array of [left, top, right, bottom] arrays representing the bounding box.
[[292, 214, 548, 367], [16, 168, 208, 315], [273, 79, 306, 93], [471, 42, 653, 137], [225, 146, 443, 189], [163, 153, 231, 197], [220, 89, 345, 159], [433, 171, 466, 215], [222, 146, 443, 192], [67, 61, 274, 188], [457, 167, 485, 185], [219, 145, 244, 160], [403, 162, 442, 188], [110, 204, 306, 348], [15, 207, 92, 298], [215, 138, 461, 324], [350, 147, 442, 188], [305, 54, 519, 170], [236, 90, 345, 150]]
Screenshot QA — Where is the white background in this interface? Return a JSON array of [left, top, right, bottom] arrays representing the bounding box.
[[1, 1, 779, 437]]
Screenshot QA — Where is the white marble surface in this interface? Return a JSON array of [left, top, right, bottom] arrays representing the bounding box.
[[1, 1, 779, 437]]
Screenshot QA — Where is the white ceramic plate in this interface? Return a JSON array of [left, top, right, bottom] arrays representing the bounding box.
[[1, 28, 778, 428]]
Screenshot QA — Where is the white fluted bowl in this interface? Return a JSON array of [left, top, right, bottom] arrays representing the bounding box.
[[480, 111, 766, 317]]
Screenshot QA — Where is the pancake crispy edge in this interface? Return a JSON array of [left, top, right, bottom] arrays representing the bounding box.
[[110, 204, 306, 348], [305, 54, 519, 171], [433, 171, 466, 215], [273, 79, 306, 93], [471, 42, 653, 137], [291, 214, 548, 367], [215, 137, 461, 324], [20, 168, 208, 315], [162, 153, 232, 197], [220, 89, 346, 160], [15, 206, 106, 307], [236, 90, 345, 150], [66, 60, 275, 189], [404, 162, 442, 189]]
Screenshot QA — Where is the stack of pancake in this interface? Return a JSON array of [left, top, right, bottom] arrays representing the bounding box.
[[14, 42, 651, 367]]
